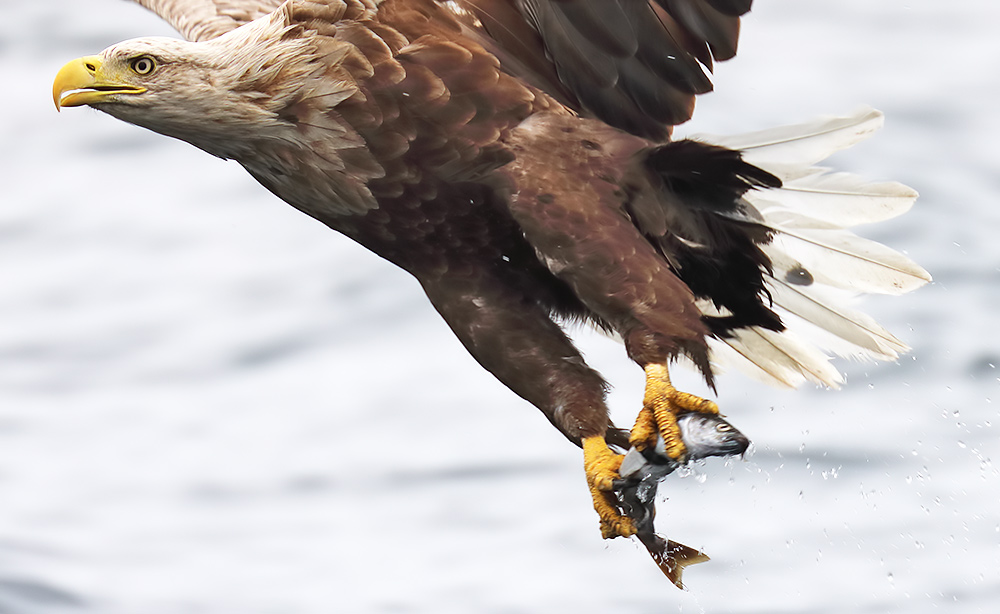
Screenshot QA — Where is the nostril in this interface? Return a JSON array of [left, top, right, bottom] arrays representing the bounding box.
[[85, 62, 96, 72]]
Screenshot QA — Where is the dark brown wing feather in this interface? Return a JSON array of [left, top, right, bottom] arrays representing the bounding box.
[[655, 0, 742, 61], [705, 0, 753, 17], [451, 0, 752, 140]]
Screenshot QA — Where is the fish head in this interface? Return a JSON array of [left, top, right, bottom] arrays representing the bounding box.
[[676, 413, 750, 461]]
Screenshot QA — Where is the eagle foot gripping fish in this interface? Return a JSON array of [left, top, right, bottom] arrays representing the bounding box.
[[612, 412, 750, 589]]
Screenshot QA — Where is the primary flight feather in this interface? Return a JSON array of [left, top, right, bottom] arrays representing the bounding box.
[[53, 0, 929, 584]]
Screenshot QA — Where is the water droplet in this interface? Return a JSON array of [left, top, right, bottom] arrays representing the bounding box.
[[958, 441, 967, 449]]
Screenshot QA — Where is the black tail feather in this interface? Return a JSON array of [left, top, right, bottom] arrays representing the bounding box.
[[633, 139, 785, 339]]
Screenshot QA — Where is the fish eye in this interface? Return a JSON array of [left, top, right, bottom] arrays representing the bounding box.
[[129, 56, 156, 75]]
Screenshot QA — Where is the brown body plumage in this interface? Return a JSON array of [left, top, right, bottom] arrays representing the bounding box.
[[73, 0, 765, 444], [53, 0, 929, 585]]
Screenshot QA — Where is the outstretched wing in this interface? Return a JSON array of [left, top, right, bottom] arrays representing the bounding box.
[[129, 0, 285, 41], [450, 0, 753, 140], [132, 0, 752, 138]]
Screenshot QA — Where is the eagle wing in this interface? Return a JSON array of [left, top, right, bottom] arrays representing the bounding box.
[[130, 0, 286, 41], [453, 0, 750, 139], [131, 0, 750, 139]]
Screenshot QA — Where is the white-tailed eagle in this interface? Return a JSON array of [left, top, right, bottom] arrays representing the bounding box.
[[53, 0, 930, 585]]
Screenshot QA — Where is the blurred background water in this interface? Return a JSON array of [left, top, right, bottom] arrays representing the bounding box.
[[1, 0, 998, 612]]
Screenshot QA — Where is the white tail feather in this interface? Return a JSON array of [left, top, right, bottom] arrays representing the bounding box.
[[694, 106, 885, 168], [711, 325, 845, 389], [748, 170, 918, 227], [764, 225, 929, 295], [764, 280, 908, 359], [696, 107, 931, 388]]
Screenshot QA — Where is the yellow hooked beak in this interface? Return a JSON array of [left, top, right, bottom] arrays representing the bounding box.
[[52, 56, 146, 111]]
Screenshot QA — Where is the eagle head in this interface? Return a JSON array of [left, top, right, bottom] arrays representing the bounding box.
[[53, 8, 382, 216], [51, 10, 358, 161]]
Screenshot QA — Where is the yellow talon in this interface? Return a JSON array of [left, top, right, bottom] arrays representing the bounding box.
[[582, 435, 636, 538], [630, 363, 719, 461]]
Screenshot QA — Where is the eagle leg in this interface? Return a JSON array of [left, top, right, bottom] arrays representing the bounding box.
[[583, 435, 636, 539], [417, 267, 638, 540], [630, 363, 719, 461]]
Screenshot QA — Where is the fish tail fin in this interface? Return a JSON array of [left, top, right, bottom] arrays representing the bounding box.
[[638, 532, 711, 589], [659, 540, 711, 589]]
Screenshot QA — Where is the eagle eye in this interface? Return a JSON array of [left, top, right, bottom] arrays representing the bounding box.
[[129, 56, 156, 76]]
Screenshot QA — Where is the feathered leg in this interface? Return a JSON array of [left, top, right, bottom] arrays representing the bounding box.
[[418, 265, 636, 538], [502, 113, 726, 531]]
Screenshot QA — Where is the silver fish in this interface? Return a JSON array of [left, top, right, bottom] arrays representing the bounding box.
[[613, 413, 750, 588]]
